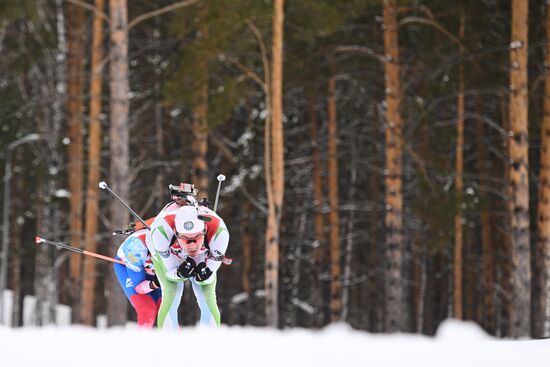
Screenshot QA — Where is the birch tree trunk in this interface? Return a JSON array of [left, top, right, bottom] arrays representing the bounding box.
[[534, 1, 550, 339], [108, 0, 130, 326], [33, 0, 66, 326], [265, 0, 285, 328], [80, 0, 105, 326], [508, 0, 531, 338], [383, 0, 405, 332], [66, 0, 86, 315], [34, 182, 56, 325], [453, 12, 465, 320], [327, 75, 341, 322]]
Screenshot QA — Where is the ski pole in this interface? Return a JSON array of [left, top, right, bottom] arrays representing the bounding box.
[[98, 181, 151, 231], [35, 236, 125, 265], [213, 174, 226, 212]]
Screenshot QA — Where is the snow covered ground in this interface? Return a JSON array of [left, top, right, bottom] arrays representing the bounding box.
[[1, 320, 548, 367]]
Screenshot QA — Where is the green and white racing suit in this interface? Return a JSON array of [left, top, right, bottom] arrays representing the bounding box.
[[146, 202, 229, 329]]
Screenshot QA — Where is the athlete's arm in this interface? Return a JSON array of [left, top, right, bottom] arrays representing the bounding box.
[[150, 218, 184, 282]]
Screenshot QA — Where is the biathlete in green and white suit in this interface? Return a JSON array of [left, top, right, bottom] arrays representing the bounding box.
[[147, 202, 229, 329]]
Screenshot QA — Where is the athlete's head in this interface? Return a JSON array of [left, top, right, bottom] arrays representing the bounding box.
[[123, 236, 148, 268], [174, 206, 205, 256]]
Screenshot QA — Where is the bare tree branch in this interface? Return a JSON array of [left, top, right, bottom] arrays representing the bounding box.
[[246, 19, 270, 91], [397, 5, 434, 19], [128, 0, 199, 30], [404, 144, 438, 195], [218, 53, 267, 91], [209, 133, 236, 163], [64, 0, 110, 24], [399, 16, 463, 48], [334, 45, 386, 63]]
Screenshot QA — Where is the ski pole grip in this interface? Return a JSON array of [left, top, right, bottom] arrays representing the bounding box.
[[99, 180, 151, 231], [213, 174, 226, 212]]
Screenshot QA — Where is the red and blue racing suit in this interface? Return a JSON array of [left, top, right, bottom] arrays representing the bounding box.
[[113, 229, 162, 328]]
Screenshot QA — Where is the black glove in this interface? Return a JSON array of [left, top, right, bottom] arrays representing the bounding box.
[[195, 262, 213, 282], [149, 275, 160, 290], [177, 257, 197, 278]]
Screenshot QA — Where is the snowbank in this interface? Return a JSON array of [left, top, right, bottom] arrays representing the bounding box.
[[0, 320, 548, 367]]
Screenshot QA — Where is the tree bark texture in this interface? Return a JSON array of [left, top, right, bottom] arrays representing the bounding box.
[[508, 0, 531, 338], [308, 94, 326, 326], [327, 75, 341, 322], [191, 78, 209, 199], [265, 0, 284, 328], [9, 151, 23, 326], [453, 12, 465, 321], [534, 1, 550, 339], [342, 129, 356, 322], [476, 95, 495, 334], [192, 16, 209, 199], [500, 90, 512, 337], [108, 0, 130, 326], [66, 0, 86, 293], [80, 0, 105, 327], [383, 0, 405, 332]]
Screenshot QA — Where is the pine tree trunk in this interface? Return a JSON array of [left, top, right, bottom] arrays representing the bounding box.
[[289, 213, 307, 326], [327, 75, 341, 322], [476, 95, 495, 334], [368, 172, 381, 332], [508, 0, 531, 338], [453, 12, 465, 320], [80, 0, 105, 326], [414, 237, 426, 333], [192, 19, 209, 199], [107, 0, 130, 326], [500, 90, 512, 337], [154, 25, 165, 207], [533, 1, 550, 339], [66, 0, 86, 316], [308, 94, 326, 326], [9, 151, 24, 326], [342, 130, 356, 322], [265, 0, 285, 328], [383, 0, 405, 332]]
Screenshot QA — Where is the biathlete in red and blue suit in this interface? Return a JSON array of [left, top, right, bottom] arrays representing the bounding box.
[[113, 228, 162, 328]]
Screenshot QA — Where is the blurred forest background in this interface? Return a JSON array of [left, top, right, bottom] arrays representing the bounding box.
[[0, 0, 548, 339]]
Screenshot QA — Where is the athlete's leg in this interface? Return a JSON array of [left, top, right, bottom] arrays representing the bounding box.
[[190, 275, 220, 326], [114, 262, 157, 328], [130, 294, 158, 328], [151, 254, 183, 329]]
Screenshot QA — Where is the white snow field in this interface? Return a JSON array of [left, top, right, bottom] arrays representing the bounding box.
[[0, 320, 548, 367]]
